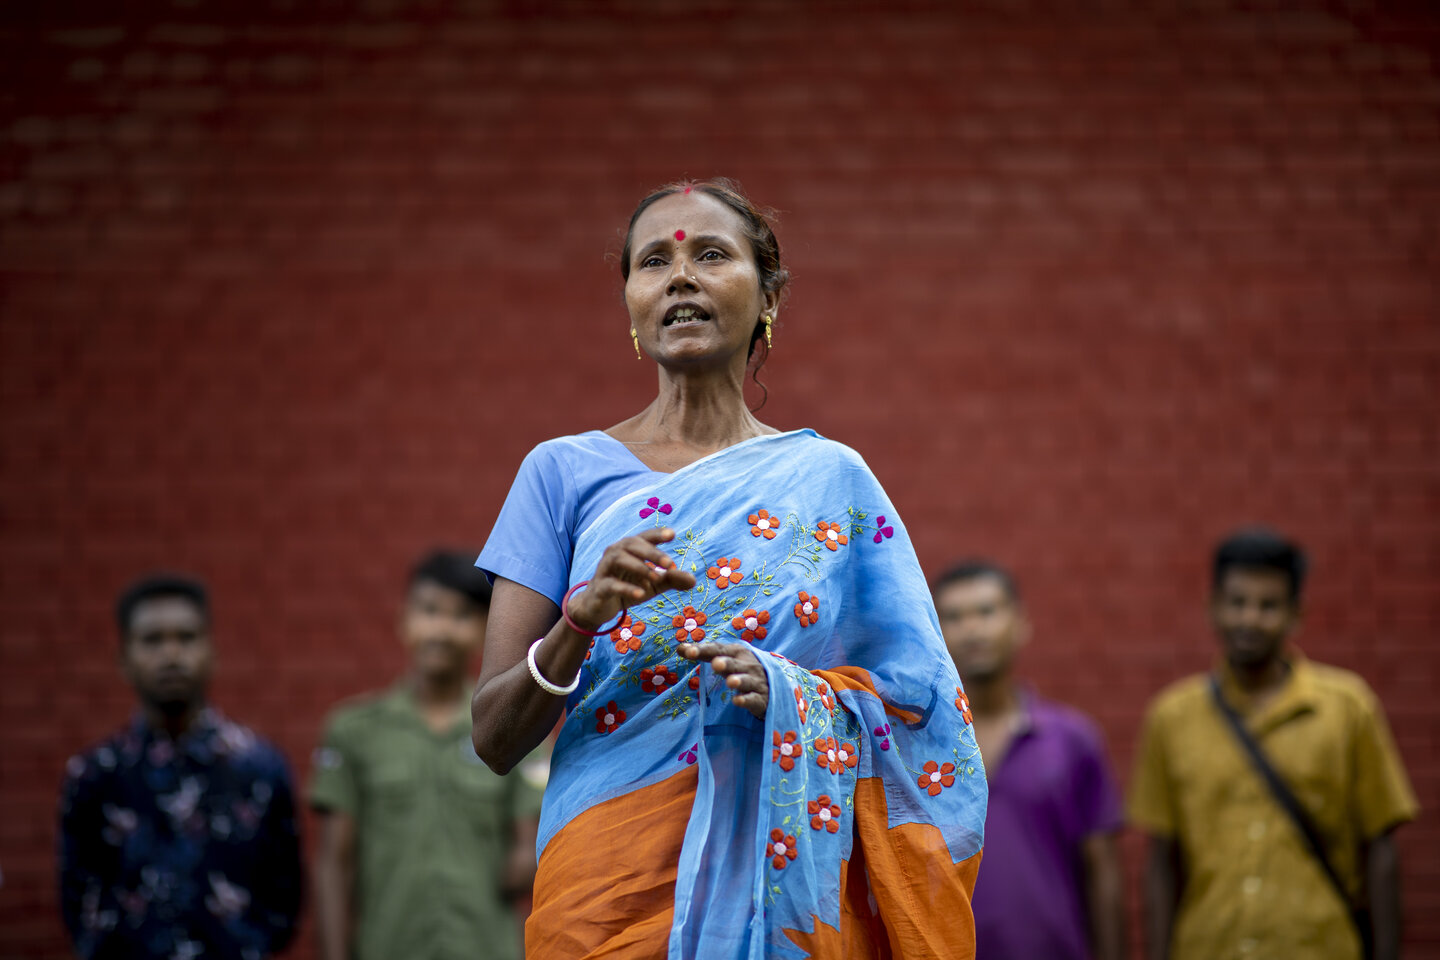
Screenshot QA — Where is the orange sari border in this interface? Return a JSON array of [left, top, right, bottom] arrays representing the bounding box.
[[527, 765, 696, 958]]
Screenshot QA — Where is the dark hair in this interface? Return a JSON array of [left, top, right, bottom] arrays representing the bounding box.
[[1212, 528, 1308, 602], [410, 550, 492, 610], [115, 573, 210, 639], [931, 559, 1021, 604], [620, 178, 791, 404]]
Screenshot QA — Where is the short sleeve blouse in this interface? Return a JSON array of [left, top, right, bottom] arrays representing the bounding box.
[[477, 431, 662, 605]]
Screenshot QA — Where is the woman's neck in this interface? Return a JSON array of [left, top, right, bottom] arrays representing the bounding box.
[[611, 365, 774, 461]]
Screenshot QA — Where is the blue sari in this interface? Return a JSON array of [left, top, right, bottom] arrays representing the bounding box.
[[498, 429, 985, 958]]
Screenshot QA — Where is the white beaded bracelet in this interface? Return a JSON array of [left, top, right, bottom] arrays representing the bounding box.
[[527, 638, 580, 696]]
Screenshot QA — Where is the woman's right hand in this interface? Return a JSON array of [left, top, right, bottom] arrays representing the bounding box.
[[567, 527, 697, 631]]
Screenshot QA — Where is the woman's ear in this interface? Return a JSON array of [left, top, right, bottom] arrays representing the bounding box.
[[762, 287, 781, 321]]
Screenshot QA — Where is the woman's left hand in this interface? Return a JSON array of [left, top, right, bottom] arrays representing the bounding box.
[[677, 642, 769, 719]]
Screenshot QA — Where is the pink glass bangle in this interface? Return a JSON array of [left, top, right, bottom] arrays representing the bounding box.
[[561, 580, 627, 637]]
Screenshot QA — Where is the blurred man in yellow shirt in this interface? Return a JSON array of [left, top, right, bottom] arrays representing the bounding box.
[[1130, 529, 1417, 960]]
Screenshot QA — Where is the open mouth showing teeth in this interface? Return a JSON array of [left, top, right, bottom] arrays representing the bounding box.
[[663, 305, 710, 326]]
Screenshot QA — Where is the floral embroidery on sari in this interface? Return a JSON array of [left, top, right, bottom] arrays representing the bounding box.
[[814, 520, 848, 551], [808, 795, 841, 833], [609, 615, 644, 654], [919, 760, 958, 796], [794, 591, 820, 627], [730, 608, 770, 642], [706, 557, 744, 589], [748, 509, 779, 539], [594, 701, 626, 734]]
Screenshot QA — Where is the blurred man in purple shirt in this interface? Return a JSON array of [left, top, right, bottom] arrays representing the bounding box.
[[935, 560, 1125, 960]]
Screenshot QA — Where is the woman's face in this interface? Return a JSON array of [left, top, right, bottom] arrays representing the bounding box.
[[625, 191, 777, 368]]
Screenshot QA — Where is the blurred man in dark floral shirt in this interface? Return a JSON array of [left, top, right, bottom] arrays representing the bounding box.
[[58, 574, 301, 960]]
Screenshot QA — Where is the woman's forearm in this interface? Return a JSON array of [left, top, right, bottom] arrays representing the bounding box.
[[471, 620, 590, 774], [475, 537, 696, 772]]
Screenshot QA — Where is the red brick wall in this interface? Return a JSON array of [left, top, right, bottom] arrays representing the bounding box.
[[3, 2, 1437, 956]]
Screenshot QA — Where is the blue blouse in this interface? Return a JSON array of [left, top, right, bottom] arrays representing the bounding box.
[[476, 430, 666, 603]]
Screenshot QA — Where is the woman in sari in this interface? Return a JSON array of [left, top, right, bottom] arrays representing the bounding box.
[[471, 179, 985, 959]]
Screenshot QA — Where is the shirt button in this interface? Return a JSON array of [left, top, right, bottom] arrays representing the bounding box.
[[1243, 876, 1262, 895], [1248, 821, 1266, 839], [1239, 938, 1258, 953]]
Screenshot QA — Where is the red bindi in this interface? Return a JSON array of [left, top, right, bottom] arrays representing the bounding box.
[[684, 185, 693, 195], [674, 229, 686, 241]]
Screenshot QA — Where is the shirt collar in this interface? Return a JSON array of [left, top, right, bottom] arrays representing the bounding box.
[[980, 685, 1043, 774], [1011, 684, 1039, 738], [128, 704, 220, 740], [383, 681, 472, 736], [1216, 647, 1316, 732], [127, 705, 224, 764]]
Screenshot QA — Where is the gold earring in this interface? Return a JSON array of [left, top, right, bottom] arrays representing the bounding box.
[[763, 315, 773, 348], [631, 328, 641, 359]]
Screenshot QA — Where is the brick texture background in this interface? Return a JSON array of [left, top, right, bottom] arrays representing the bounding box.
[[2, 1, 1436, 956]]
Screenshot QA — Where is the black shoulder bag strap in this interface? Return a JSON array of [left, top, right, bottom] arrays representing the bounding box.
[[1209, 676, 1372, 959]]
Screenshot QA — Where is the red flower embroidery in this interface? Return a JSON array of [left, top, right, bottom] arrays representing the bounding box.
[[817, 680, 833, 713], [595, 701, 627, 734], [815, 736, 843, 774], [640, 665, 678, 695], [955, 687, 973, 725], [730, 608, 770, 642], [814, 521, 849, 551], [706, 557, 744, 589], [767, 828, 798, 869], [673, 606, 708, 642], [794, 591, 820, 627], [610, 615, 645, 654], [748, 509, 779, 539], [918, 760, 957, 796], [688, 673, 700, 690], [809, 794, 841, 833], [793, 686, 808, 725], [772, 730, 801, 771]]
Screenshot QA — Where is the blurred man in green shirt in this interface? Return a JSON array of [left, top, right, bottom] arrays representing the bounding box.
[[310, 551, 545, 960]]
